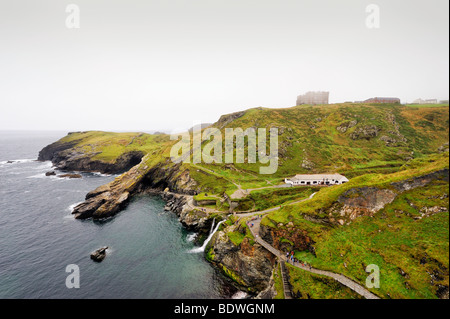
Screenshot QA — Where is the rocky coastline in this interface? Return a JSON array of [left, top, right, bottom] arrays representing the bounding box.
[[36, 136, 449, 299], [38, 139, 274, 295]]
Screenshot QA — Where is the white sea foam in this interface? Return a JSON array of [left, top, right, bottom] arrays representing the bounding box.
[[186, 233, 197, 242], [27, 173, 47, 179], [93, 172, 112, 177], [27, 172, 60, 179], [0, 159, 36, 166], [231, 291, 248, 299], [63, 202, 83, 221], [67, 202, 83, 212], [32, 162, 53, 170], [63, 214, 76, 221], [2, 159, 35, 164]]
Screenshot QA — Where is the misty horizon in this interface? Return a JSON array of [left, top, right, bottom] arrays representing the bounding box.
[[0, 0, 448, 132]]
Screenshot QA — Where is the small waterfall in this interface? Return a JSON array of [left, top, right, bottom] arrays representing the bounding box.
[[189, 219, 224, 253], [209, 218, 216, 234], [309, 192, 317, 199]]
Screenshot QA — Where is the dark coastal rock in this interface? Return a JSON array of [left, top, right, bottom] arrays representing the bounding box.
[[207, 225, 276, 292], [140, 161, 199, 195], [90, 246, 108, 262], [53, 150, 145, 175], [38, 137, 145, 175], [71, 157, 199, 220], [71, 156, 154, 219], [6, 160, 15, 164], [58, 173, 82, 179], [38, 140, 79, 162], [45, 171, 56, 176], [161, 192, 213, 237]]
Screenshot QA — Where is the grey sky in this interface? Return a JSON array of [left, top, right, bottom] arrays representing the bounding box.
[[0, 0, 448, 132]]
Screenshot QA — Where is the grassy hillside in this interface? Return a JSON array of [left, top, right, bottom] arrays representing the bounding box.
[[46, 103, 449, 298], [56, 131, 172, 162], [260, 154, 449, 299], [54, 103, 448, 194], [181, 103, 447, 193]]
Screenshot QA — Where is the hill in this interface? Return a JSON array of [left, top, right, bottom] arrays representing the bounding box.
[[37, 102, 449, 298]]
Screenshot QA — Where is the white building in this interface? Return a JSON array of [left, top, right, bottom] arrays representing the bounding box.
[[412, 98, 438, 104], [285, 174, 349, 186], [296, 91, 329, 105]]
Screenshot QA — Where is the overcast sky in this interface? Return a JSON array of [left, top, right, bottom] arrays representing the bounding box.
[[0, 0, 448, 132]]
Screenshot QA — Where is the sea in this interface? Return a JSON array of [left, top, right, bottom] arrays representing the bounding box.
[[0, 131, 241, 299]]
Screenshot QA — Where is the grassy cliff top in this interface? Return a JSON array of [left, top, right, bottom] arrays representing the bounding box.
[[53, 103, 449, 194], [58, 131, 172, 162], [47, 102, 449, 299]]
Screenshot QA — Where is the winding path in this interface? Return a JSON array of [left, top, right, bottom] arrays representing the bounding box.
[[168, 189, 380, 299], [246, 216, 380, 300], [236, 191, 317, 219]]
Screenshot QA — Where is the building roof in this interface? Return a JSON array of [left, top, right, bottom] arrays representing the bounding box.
[[288, 174, 348, 181], [364, 97, 400, 101]]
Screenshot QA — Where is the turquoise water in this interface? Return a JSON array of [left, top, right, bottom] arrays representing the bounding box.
[[0, 131, 238, 298]]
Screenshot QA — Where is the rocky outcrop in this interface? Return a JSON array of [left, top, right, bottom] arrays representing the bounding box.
[[207, 224, 277, 292], [415, 206, 448, 220], [255, 272, 277, 299], [339, 187, 397, 212], [336, 120, 358, 133], [215, 111, 246, 129], [140, 161, 199, 195], [438, 143, 449, 153], [55, 150, 144, 175], [66, 148, 203, 219], [58, 173, 82, 179], [260, 168, 450, 262], [161, 192, 213, 233], [350, 125, 380, 140], [90, 247, 108, 262], [38, 138, 145, 175], [38, 139, 80, 162], [260, 223, 316, 256], [392, 169, 449, 192], [323, 169, 449, 226], [71, 157, 150, 219], [379, 135, 400, 147], [301, 158, 315, 170]]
